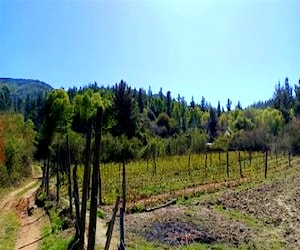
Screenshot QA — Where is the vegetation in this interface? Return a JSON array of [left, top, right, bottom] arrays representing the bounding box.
[[0, 76, 300, 249], [0, 113, 36, 188], [0, 212, 20, 250]]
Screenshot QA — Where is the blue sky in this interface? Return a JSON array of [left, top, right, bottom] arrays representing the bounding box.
[[0, 0, 299, 108]]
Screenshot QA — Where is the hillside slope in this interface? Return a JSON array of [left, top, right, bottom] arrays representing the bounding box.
[[0, 78, 53, 99]]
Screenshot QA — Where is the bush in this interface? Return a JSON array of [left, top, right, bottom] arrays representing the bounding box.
[[0, 113, 36, 187]]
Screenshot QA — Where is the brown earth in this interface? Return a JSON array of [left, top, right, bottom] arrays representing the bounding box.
[[0, 179, 45, 250], [125, 165, 300, 249]]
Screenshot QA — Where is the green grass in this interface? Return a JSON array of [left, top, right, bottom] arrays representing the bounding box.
[[39, 211, 74, 250], [214, 204, 263, 229], [96, 209, 106, 219], [39, 226, 73, 250], [0, 212, 20, 250]]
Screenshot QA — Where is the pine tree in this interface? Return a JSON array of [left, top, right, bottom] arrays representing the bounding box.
[[190, 96, 196, 109], [113, 80, 138, 138], [217, 101, 221, 117], [208, 107, 217, 141], [226, 98, 232, 112], [166, 91, 172, 117]]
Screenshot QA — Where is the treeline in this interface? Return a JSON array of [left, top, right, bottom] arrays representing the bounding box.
[[0, 77, 300, 185]]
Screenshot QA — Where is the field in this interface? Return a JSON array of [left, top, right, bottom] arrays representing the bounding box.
[[95, 151, 287, 206], [51, 150, 298, 249], [124, 157, 300, 250]]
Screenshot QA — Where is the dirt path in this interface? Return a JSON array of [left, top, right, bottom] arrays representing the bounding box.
[[86, 211, 120, 250], [0, 180, 38, 211], [0, 179, 43, 250]]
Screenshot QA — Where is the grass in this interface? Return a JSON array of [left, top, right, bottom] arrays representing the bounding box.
[[96, 209, 106, 219], [0, 212, 20, 250], [39, 208, 74, 250], [214, 204, 263, 229], [39, 224, 73, 250]]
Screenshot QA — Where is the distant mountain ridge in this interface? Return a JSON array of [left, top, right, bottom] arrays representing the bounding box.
[[0, 78, 53, 99]]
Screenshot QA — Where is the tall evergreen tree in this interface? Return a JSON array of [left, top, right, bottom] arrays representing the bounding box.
[[0, 86, 12, 110], [112, 80, 138, 138], [137, 88, 145, 113], [217, 101, 221, 117], [200, 96, 206, 112], [273, 77, 294, 123], [190, 96, 196, 109], [208, 107, 218, 141], [294, 79, 300, 116], [226, 98, 232, 112], [166, 91, 172, 117]]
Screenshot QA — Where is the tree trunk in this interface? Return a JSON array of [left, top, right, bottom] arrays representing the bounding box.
[[205, 151, 208, 177], [41, 160, 46, 191], [119, 207, 125, 250], [119, 157, 126, 250], [79, 119, 93, 250], [288, 151, 291, 167], [226, 151, 229, 178], [188, 152, 191, 176], [105, 196, 120, 250], [87, 107, 103, 250], [56, 144, 60, 204], [264, 150, 268, 179], [153, 154, 157, 175], [146, 158, 149, 172], [98, 170, 102, 206], [46, 154, 50, 196], [73, 162, 81, 238], [249, 150, 252, 167], [122, 159, 126, 212], [239, 151, 243, 178], [67, 135, 72, 215]]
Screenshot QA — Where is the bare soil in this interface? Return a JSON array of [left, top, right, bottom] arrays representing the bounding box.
[[125, 165, 300, 249], [0, 179, 45, 250]]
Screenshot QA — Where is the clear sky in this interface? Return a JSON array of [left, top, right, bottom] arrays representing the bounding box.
[[0, 0, 299, 108]]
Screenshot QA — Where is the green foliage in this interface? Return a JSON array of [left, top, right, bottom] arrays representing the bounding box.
[[112, 80, 138, 138], [256, 108, 284, 136], [49, 210, 65, 232], [190, 129, 208, 153], [40, 225, 74, 250], [0, 78, 52, 98], [0, 113, 36, 186], [99, 151, 282, 204], [73, 89, 105, 122], [144, 136, 165, 159], [0, 212, 20, 250], [45, 89, 73, 133], [280, 118, 300, 154], [96, 209, 106, 219], [272, 78, 294, 123], [0, 86, 12, 111]]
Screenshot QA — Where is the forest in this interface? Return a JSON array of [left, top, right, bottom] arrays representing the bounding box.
[[0, 77, 300, 180], [0, 77, 300, 249]]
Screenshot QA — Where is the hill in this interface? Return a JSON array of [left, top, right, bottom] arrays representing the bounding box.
[[0, 78, 53, 99]]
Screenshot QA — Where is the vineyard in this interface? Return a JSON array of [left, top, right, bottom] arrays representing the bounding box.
[[91, 150, 289, 206]]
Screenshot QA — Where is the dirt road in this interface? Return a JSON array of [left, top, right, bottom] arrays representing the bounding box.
[[0, 179, 44, 250]]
